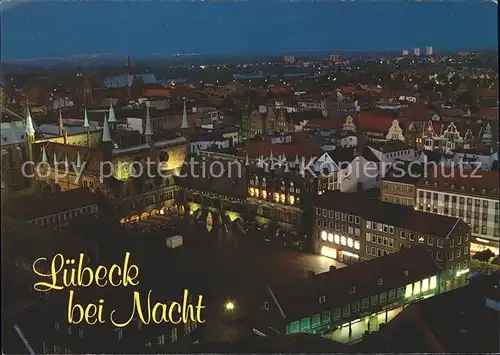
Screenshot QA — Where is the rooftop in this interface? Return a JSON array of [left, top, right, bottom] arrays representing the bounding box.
[[269, 247, 439, 321], [416, 167, 499, 199], [5, 188, 98, 221]]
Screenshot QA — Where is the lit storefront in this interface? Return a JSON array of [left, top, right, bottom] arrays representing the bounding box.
[[471, 237, 499, 256], [319, 230, 360, 264]]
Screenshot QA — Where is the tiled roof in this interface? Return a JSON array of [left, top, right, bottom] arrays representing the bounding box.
[[314, 191, 466, 238], [357, 113, 400, 134], [5, 187, 98, 221], [269, 247, 439, 321]]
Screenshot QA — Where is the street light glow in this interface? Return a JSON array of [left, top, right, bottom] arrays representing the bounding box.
[[225, 301, 235, 311]]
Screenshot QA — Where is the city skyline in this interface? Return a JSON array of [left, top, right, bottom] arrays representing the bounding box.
[[2, 1, 498, 60]]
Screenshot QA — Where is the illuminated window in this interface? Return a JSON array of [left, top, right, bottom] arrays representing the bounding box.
[[334, 234, 340, 244], [249, 188, 255, 196], [255, 189, 260, 197], [347, 238, 353, 248], [321, 231, 327, 241], [341, 236, 347, 246], [280, 193, 285, 203], [429, 276, 437, 290], [405, 284, 413, 298], [262, 190, 267, 199], [328, 233, 334, 243], [354, 240, 360, 250], [413, 281, 421, 295], [422, 278, 429, 292], [274, 192, 279, 202], [289, 195, 295, 205]]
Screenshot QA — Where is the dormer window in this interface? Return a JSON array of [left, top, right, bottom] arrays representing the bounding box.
[[349, 286, 356, 294], [461, 186, 465, 191], [451, 184, 455, 189], [471, 187, 475, 192], [482, 189, 486, 195], [433, 182, 438, 187], [319, 296, 326, 304], [425, 180, 429, 185], [377, 277, 383, 286], [264, 301, 269, 310]]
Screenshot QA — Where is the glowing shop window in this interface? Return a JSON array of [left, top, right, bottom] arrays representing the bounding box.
[[321, 231, 327, 241], [421, 278, 429, 292], [405, 284, 413, 298], [354, 241, 360, 250], [289, 195, 295, 205], [262, 190, 267, 199], [280, 193, 285, 203], [274, 192, 280, 202], [255, 189, 260, 197], [429, 276, 437, 290], [328, 233, 334, 243], [413, 281, 421, 295], [249, 188, 255, 196], [347, 238, 353, 248], [321, 246, 337, 259], [334, 234, 340, 244], [341, 236, 347, 246]]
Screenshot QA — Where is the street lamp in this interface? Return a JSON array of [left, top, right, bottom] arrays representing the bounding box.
[[225, 301, 235, 311]]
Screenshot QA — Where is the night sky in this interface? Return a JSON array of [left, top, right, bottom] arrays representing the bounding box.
[[2, 1, 498, 60]]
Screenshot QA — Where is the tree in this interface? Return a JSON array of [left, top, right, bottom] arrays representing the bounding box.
[[473, 249, 495, 263]]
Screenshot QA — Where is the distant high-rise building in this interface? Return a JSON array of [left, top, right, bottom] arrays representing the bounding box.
[[284, 56, 296, 65], [414, 48, 421, 57], [329, 54, 342, 64], [426, 46, 433, 56], [402, 49, 410, 56]]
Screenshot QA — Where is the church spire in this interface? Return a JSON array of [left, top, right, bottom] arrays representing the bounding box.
[[83, 108, 90, 128], [144, 102, 153, 137], [41, 146, 48, 163], [84, 108, 91, 147], [58, 109, 64, 136], [108, 99, 117, 123], [102, 113, 111, 142], [76, 151, 82, 168], [25, 106, 35, 137], [181, 98, 189, 129]]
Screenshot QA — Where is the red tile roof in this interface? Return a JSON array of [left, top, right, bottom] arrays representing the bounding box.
[[357, 113, 396, 133]]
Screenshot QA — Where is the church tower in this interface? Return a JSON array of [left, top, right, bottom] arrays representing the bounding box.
[[108, 96, 117, 131], [144, 101, 153, 144], [83, 108, 90, 147], [25, 106, 36, 187]]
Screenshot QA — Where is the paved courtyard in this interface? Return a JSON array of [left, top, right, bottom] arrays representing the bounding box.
[[140, 220, 346, 343]]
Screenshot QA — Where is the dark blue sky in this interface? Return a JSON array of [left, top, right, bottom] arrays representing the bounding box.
[[2, 1, 498, 60]]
